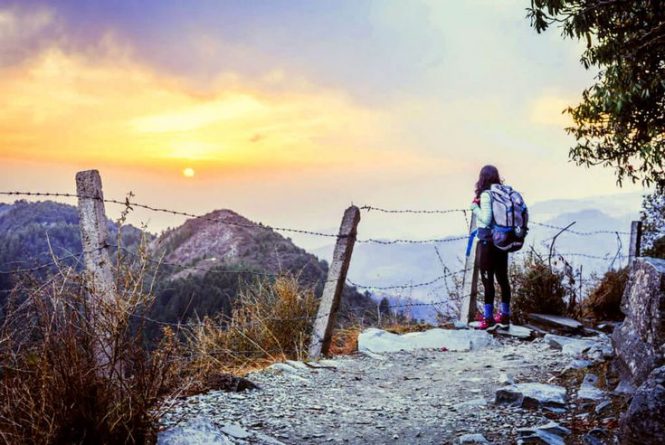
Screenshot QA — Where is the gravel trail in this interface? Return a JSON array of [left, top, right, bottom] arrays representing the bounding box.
[[163, 336, 575, 444]]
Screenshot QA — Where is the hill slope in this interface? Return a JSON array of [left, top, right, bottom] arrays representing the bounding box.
[[149, 209, 377, 325], [0, 200, 144, 293]]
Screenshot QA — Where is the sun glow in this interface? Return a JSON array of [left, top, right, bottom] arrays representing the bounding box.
[[182, 167, 195, 178], [0, 47, 400, 174]]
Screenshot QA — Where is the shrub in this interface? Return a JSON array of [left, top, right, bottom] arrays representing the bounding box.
[[0, 258, 186, 444], [509, 252, 568, 325], [582, 268, 628, 321], [644, 235, 665, 259], [183, 274, 318, 376]]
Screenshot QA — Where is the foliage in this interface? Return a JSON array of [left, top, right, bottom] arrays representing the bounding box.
[[0, 200, 144, 297], [640, 187, 665, 255], [509, 251, 568, 324], [582, 267, 628, 321], [528, 0, 665, 186]]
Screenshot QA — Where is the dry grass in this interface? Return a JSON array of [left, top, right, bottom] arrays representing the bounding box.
[[182, 275, 318, 376], [582, 268, 628, 321], [0, 242, 189, 445], [329, 326, 361, 355]]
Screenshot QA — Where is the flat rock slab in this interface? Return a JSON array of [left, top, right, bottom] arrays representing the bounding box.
[[358, 327, 495, 353], [496, 383, 567, 409], [517, 421, 570, 445], [456, 433, 490, 444], [528, 314, 583, 331], [544, 334, 606, 357], [220, 423, 251, 439], [577, 374, 607, 402], [158, 418, 233, 445]]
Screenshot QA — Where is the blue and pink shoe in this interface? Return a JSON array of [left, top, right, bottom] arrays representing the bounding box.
[[494, 312, 511, 328]]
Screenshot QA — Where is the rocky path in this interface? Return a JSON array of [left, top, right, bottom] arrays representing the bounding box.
[[160, 330, 619, 445]]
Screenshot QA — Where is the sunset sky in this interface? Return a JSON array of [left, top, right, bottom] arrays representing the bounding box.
[[0, 0, 645, 247]]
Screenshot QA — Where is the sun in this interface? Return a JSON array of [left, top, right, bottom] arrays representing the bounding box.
[[182, 167, 195, 178]]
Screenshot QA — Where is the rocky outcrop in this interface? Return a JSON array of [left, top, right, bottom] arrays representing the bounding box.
[[612, 257, 665, 387], [620, 366, 665, 445], [612, 257, 665, 444]]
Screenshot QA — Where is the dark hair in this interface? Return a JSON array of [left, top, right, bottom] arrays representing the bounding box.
[[475, 165, 501, 198]]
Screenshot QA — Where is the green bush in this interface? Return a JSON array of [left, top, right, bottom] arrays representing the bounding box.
[[509, 252, 568, 325]]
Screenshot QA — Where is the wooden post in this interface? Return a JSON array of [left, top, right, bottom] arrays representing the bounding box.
[[629, 220, 643, 267], [308, 206, 360, 359], [459, 213, 479, 324], [76, 170, 117, 303]]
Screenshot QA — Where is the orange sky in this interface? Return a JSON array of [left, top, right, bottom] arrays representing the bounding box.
[[0, 1, 645, 246]]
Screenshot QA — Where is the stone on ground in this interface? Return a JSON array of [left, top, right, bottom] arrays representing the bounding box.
[[496, 383, 567, 408], [220, 424, 251, 439], [516, 421, 570, 445], [358, 327, 495, 353], [456, 433, 490, 444], [576, 374, 606, 403], [158, 418, 234, 445], [528, 313, 583, 331], [544, 334, 611, 360]]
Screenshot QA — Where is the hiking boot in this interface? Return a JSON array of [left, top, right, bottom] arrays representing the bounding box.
[[494, 312, 510, 328], [477, 317, 497, 330]]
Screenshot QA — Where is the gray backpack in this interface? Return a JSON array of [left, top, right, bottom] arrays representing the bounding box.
[[489, 184, 528, 252]]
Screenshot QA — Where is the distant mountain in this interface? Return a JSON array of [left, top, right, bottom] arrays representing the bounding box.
[[153, 209, 326, 282], [149, 209, 377, 325]]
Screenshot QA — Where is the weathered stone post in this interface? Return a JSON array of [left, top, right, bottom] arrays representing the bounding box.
[[628, 220, 642, 267], [76, 170, 117, 371], [308, 206, 360, 359], [76, 170, 117, 303], [459, 213, 479, 324]]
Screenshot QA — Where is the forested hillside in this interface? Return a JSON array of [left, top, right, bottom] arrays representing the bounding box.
[[0, 201, 378, 330]]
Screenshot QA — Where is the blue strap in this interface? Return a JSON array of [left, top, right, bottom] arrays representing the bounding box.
[[492, 226, 513, 233], [466, 229, 477, 257]]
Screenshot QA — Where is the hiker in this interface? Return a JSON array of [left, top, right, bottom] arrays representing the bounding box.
[[470, 165, 528, 330]]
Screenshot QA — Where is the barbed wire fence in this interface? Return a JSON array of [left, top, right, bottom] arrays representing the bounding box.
[[0, 170, 644, 359]]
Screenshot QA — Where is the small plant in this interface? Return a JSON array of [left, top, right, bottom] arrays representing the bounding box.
[[509, 251, 568, 324], [582, 268, 628, 321]]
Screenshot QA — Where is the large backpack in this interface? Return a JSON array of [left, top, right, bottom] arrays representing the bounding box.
[[489, 184, 528, 252]]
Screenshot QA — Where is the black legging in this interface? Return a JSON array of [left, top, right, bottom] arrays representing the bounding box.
[[477, 240, 511, 305]]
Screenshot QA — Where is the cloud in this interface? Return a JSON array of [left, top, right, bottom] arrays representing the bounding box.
[[0, 40, 447, 179], [0, 4, 60, 67]]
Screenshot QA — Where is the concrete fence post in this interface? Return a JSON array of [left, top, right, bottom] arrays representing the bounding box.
[[459, 212, 479, 324], [76, 169, 117, 372], [308, 206, 360, 359], [629, 220, 643, 267], [76, 170, 117, 302]]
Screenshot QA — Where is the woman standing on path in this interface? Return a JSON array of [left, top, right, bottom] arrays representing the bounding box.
[[470, 165, 511, 330]]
